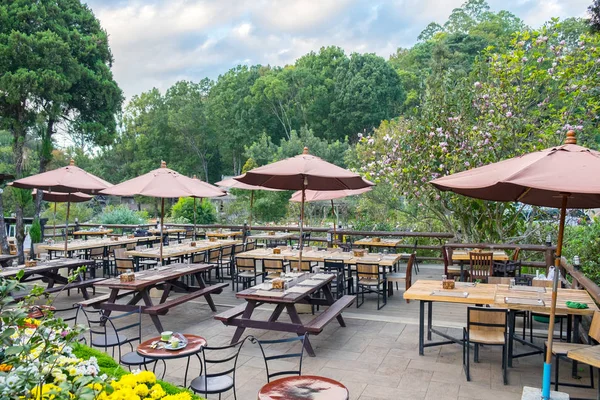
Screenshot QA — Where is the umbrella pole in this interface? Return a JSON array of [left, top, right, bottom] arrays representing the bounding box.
[[53, 202, 57, 240], [193, 198, 197, 241], [299, 187, 305, 264], [159, 198, 165, 266], [541, 194, 568, 400], [331, 199, 336, 247], [64, 199, 71, 255], [249, 191, 254, 231]]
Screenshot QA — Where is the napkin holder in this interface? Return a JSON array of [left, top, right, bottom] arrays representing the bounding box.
[[442, 279, 455, 290], [273, 248, 281, 254], [272, 278, 285, 290], [372, 237, 381, 243], [209, 237, 217, 242], [190, 242, 197, 247], [25, 259, 37, 267], [268, 231, 276, 236], [353, 249, 365, 257], [119, 271, 135, 282]]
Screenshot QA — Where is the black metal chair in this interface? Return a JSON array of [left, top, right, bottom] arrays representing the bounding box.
[[356, 262, 387, 309], [253, 335, 306, 382], [206, 248, 222, 282], [189, 336, 251, 399], [80, 306, 159, 372], [245, 240, 256, 251], [233, 257, 261, 291], [463, 307, 508, 385], [263, 258, 287, 280], [324, 259, 351, 297]]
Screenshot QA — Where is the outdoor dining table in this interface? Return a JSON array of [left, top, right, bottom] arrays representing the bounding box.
[[353, 237, 402, 251], [0, 254, 18, 268], [73, 229, 113, 239], [249, 232, 295, 242], [91, 262, 228, 332], [215, 273, 355, 356], [39, 236, 158, 259], [257, 375, 349, 400], [404, 279, 599, 368], [451, 250, 509, 280], [149, 228, 187, 243], [206, 230, 244, 239], [137, 333, 207, 387], [0, 258, 98, 299], [126, 239, 240, 268]]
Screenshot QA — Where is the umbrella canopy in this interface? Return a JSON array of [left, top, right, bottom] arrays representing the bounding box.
[[289, 187, 372, 202], [32, 189, 92, 203], [234, 148, 373, 191], [430, 131, 596, 400], [215, 178, 279, 191], [11, 159, 112, 194]]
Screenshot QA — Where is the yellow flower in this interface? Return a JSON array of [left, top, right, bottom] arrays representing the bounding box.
[[134, 383, 149, 397], [149, 384, 166, 399], [68, 366, 78, 376], [31, 383, 61, 399], [136, 371, 156, 385]]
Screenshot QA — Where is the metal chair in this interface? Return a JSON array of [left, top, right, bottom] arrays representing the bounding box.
[[245, 240, 256, 251], [233, 257, 261, 291], [356, 262, 387, 309], [468, 251, 494, 283], [463, 307, 508, 385], [289, 259, 317, 273], [253, 335, 306, 382], [114, 248, 135, 274], [189, 336, 251, 400], [387, 253, 415, 301], [324, 259, 351, 297], [262, 258, 287, 280]]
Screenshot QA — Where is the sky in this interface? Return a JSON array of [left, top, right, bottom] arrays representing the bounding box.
[[84, 0, 592, 99]]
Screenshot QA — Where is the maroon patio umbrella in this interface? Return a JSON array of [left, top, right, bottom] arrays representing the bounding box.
[[234, 147, 373, 263], [101, 162, 226, 264], [430, 131, 600, 398], [215, 178, 281, 230], [12, 159, 112, 253], [32, 189, 92, 240]]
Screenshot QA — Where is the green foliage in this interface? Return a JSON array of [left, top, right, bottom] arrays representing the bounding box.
[[41, 202, 94, 225], [171, 197, 217, 225], [29, 218, 41, 243], [563, 218, 600, 284], [95, 205, 148, 225]]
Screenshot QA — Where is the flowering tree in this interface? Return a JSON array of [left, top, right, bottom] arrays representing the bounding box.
[[356, 21, 600, 242]]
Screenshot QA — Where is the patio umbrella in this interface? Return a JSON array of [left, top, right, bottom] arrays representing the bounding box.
[[101, 162, 226, 265], [32, 189, 92, 239], [430, 130, 600, 399], [191, 175, 227, 240], [12, 159, 112, 254], [215, 178, 281, 230], [290, 187, 372, 242], [234, 147, 373, 263]]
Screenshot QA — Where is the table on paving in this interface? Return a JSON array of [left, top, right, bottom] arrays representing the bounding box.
[[93, 263, 225, 332], [40, 236, 158, 258], [126, 239, 240, 267], [149, 228, 187, 243], [354, 238, 402, 251], [217, 273, 352, 356], [0, 258, 98, 298], [73, 229, 113, 239], [249, 232, 295, 242], [451, 250, 509, 280], [206, 230, 244, 239], [258, 375, 349, 400]]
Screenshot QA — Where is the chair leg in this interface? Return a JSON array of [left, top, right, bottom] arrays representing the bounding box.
[[502, 342, 508, 385], [555, 354, 560, 391], [474, 343, 479, 363]]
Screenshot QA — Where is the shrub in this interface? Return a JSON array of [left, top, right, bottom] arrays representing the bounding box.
[[171, 198, 216, 225], [96, 205, 148, 225], [29, 218, 42, 243], [41, 202, 94, 224]]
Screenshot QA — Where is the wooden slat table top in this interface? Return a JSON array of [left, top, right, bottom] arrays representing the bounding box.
[[236, 249, 407, 267], [0, 258, 95, 278], [206, 230, 244, 238], [354, 238, 402, 247], [567, 345, 600, 368], [250, 232, 295, 240], [403, 279, 498, 304], [149, 228, 187, 235], [39, 236, 158, 251], [126, 239, 240, 259], [94, 262, 213, 290], [452, 250, 509, 262], [494, 284, 598, 315], [73, 230, 113, 236], [236, 273, 334, 304]]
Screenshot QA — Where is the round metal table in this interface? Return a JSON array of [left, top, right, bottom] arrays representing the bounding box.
[[137, 333, 206, 386], [257, 375, 349, 400]]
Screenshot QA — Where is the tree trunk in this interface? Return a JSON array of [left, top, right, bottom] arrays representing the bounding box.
[[0, 193, 9, 255], [31, 118, 54, 255], [13, 125, 26, 263]]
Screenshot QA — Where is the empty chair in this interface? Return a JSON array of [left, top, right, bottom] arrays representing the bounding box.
[[233, 243, 245, 257], [245, 240, 256, 251], [411, 240, 420, 274], [387, 253, 415, 302], [463, 307, 508, 385], [263, 258, 286, 280], [233, 257, 261, 291], [442, 246, 463, 280], [189, 336, 250, 399], [254, 335, 306, 382], [324, 259, 351, 297], [356, 262, 386, 309], [468, 251, 493, 283], [114, 248, 135, 274], [206, 248, 222, 282], [219, 245, 234, 279], [289, 259, 316, 273]]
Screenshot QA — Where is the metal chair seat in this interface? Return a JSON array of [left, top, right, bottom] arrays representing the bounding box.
[[120, 351, 153, 366], [190, 375, 234, 394], [91, 334, 127, 348]]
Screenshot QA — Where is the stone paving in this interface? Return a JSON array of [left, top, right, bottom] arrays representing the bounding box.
[[47, 264, 597, 400]]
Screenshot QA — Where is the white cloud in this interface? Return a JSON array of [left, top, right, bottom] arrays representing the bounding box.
[[234, 23, 253, 38]]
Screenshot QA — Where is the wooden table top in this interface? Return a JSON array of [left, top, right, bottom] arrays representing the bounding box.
[[0, 258, 95, 278], [354, 238, 402, 247], [258, 375, 349, 400], [451, 250, 509, 262], [137, 334, 206, 359], [568, 345, 600, 368], [206, 230, 243, 238], [237, 249, 407, 267], [149, 228, 187, 235], [237, 273, 334, 304], [126, 239, 239, 259], [73, 230, 113, 236], [404, 279, 498, 304], [250, 232, 295, 240], [94, 262, 213, 290], [40, 236, 158, 251]]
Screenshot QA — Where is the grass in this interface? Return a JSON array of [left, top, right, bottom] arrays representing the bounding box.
[[72, 342, 204, 399]]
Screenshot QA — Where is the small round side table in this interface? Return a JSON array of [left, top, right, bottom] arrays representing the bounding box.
[[257, 375, 349, 400]]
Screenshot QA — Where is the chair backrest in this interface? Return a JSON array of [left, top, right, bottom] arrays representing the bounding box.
[[467, 307, 507, 335], [234, 243, 245, 255], [469, 251, 493, 282], [512, 247, 521, 261], [324, 259, 345, 272], [125, 242, 136, 251], [191, 251, 207, 264], [589, 311, 600, 343], [404, 253, 416, 290], [208, 248, 221, 263], [198, 336, 250, 396], [185, 230, 194, 239], [441, 246, 450, 272], [289, 260, 312, 272], [81, 307, 142, 357], [89, 246, 105, 258], [253, 335, 306, 382], [356, 262, 380, 281], [221, 245, 233, 257], [263, 258, 284, 273], [33, 243, 47, 258], [236, 257, 255, 270], [114, 248, 134, 271], [245, 240, 256, 251]]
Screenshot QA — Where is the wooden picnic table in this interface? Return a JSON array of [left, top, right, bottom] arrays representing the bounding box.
[[126, 239, 240, 267], [215, 273, 355, 356], [206, 230, 244, 239], [404, 279, 598, 367], [149, 228, 187, 243], [91, 263, 227, 332], [450, 250, 509, 280], [0, 258, 100, 300], [73, 229, 113, 238], [353, 238, 402, 249], [0, 254, 18, 268], [40, 236, 158, 258], [249, 232, 295, 241]]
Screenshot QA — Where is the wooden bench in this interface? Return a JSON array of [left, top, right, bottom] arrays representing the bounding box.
[[214, 303, 249, 323], [78, 290, 136, 307], [12, 278, 105, 301], [144, 283, 228, 315], [305, 295, 355, 334]]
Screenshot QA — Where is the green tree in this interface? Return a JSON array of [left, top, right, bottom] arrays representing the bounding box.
[[171, 197, 217, 225]]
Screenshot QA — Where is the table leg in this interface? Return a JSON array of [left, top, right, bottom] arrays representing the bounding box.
[[419, 300, 425, 356], [427, 301, 432, 341], [231, 301, 256, 344], [101, 288, 121, 319], [140, 289, 163, 333], [508, 310, 516, 368], [286, 304, 315, 357], [159, 282, 172, 305], [269, 304, 285, 322], [194, 272, 218, 312], [572, 315, 582, 378], [322, 283, 346, 327]]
